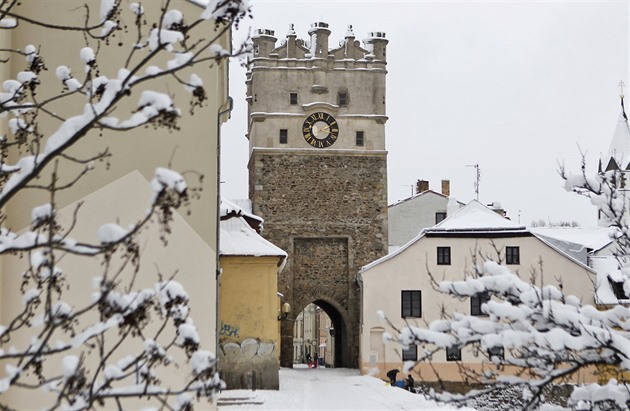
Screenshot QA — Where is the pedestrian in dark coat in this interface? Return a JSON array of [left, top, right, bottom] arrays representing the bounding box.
[[386, 368, 400, 386]]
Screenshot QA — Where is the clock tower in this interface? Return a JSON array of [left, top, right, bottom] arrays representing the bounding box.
[[247, 23, 388, 368]]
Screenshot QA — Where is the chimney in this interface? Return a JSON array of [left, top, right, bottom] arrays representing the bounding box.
[[441, 180, 450, 197], [416, 179, 429, 194]]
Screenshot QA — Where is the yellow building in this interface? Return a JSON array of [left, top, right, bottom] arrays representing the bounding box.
[[219, 199, 287, 390], [0, 1, 232, 408]]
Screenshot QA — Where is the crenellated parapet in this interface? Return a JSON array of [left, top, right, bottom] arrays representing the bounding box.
[[250, 22, 388, 70]]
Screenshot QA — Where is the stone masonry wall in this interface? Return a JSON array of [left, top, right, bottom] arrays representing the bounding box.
[[249, 149, 388, 367]]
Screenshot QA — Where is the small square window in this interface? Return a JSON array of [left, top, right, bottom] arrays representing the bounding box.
[[401, 290, 421, 318], [471, 292, 490, 316], [338, 92, 347, 106], [356, 131, 364, 146], [435, 212, 447, 224], [488, 346, 504, 360], [279, 129, 288, 144], [402, 345, 417, 361], [506, 246, 520, 265], [290, 93, 298, 105], [446, 346, 461, 361], [437, 247, 451, 265]]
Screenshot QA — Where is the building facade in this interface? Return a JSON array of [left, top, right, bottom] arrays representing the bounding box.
[[0, 1, 230, 408], [359, 201, 597, 383], [247, 23, 389, 367], [219, 200, 287, 390]]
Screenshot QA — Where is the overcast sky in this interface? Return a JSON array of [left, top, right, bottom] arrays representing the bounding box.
[[219, 0, 628, 228]]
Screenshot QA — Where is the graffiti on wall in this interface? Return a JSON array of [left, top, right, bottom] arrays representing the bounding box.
[[220, 321, 240, 338]]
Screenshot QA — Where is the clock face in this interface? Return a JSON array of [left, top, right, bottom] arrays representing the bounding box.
[[302, 112, 339, 148]]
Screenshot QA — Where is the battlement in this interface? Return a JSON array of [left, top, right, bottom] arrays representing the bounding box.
[[250, 23, 388, 68]]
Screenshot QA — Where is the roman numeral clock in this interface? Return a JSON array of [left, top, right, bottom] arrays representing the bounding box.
[[247, 22, 389, 370], [302, 112, 339, 148]]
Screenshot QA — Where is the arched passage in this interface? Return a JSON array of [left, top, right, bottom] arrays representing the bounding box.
[[289, 299, 347, 368]]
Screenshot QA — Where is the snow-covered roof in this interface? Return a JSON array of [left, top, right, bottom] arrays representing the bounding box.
[[360, 200, 594, 275], [427, 200, 525, 233], [220, 199, 286, 261], [530, 227, 613, 253], [601, 111, 630, 171], [388, 189, 463, 208]]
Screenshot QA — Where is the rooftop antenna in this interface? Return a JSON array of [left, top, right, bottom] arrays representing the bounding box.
[[466, 163, 481, 200], [620, 80, 627, 120]]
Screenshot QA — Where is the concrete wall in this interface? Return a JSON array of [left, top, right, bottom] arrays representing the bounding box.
[[360, 234, 597, 384], [219, 256, 282, 390]]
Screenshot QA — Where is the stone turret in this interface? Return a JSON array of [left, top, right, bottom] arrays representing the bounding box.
[[252, 28, 277, 57], [308, 21, 330, 57], [363, 31, 388, 61]]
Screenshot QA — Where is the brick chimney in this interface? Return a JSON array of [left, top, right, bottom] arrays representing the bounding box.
[[441, 180, 450, 197], [416, 179, 429, 194]]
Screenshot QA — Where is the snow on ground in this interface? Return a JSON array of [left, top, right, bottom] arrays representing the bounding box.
[[217, 366, 472, 410]]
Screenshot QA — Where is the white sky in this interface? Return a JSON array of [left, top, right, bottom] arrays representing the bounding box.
[[220, 0, 628, 228]]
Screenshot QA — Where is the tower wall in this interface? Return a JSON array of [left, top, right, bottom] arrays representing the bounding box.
[[247, 24, 389, 368]]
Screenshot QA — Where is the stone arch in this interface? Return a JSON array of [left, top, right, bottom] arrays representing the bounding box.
[[289, 298, 350, 368]]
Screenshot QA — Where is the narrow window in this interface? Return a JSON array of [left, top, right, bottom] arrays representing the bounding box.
[[290, 92, 298, 105], [488, 346, 504, 360], [402, 345, 417, 361], [338, 92, 347, 106], [435, 212, 447, 224], [471, 291, 490, 316], [446, 346, 461, 361], [401, 290, 421, 318], [506, 246, 520, 265], [437, 247, 451, 265], [279, 129, 288, 144], [355, 131, 364, 146]]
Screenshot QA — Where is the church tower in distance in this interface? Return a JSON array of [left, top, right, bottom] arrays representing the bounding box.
[[247, 23, 389, 368]]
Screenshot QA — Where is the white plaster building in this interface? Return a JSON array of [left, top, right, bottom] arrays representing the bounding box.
[[358, 200, 597, 383]]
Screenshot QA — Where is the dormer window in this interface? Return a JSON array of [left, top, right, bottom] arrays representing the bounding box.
[[608, 275, 628, 300]]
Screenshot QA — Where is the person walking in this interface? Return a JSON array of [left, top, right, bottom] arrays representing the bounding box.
[[313, 353, 319, 368], [405, 374, 415, 392]]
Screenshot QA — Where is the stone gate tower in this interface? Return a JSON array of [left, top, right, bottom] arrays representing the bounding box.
[[247, 23, 388, 368]]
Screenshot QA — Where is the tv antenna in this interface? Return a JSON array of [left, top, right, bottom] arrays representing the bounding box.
[[466, 163, 481, 200]]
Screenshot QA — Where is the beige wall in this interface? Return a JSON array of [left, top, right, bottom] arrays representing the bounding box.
[[0, 1, 229, 408], [2, 171, 218, 408], [360, 234, 597, 383]]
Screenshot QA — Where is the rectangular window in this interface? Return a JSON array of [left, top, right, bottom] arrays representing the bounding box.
[[338, 92, 347, 106], [401, 290, 421, 318], [446, 346, 461, 361], [356, 131, 364, 146], [435, 212, 447, 224], [471, 292, 490, 316], [488, 346, 504, 360], [506, 246, 520, 265], [279, 129, 288, 144], [437, 247, 451, 265], [402, 345, 417, 361], [290, 92, 298, 105]]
